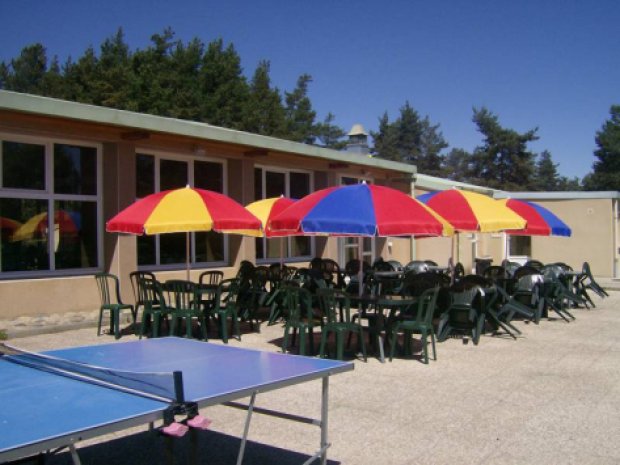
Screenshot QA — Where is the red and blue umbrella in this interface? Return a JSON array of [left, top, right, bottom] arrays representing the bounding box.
[[269, 183, 453, 237], [498, 198, 571, 237]]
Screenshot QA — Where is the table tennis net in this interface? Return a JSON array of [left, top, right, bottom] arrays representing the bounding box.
[[0, 343, 183, 404]]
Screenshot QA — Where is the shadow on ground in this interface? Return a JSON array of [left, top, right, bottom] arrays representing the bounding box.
[[45, 428, 340, 465]]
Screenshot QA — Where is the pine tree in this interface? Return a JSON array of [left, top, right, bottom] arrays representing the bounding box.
[[583, 105, 620, 191]]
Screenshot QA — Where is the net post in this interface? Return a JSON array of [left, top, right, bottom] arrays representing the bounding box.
[[173, 371, 185, 403]]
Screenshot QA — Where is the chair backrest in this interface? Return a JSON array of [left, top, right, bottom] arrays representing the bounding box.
[[404, 260, 429, 274], [199, 270, 224, 286], [515, 273, 544, 292], [372, 258, 393, 272], [582, 261, 594, 279], [387, 260, 404, 272], [236, 260, 255, 282], [129, 271, 156, 306], [316, 287, 351, 324], [513, 265, 541, 280], [401, 271, 448, 297], [214, 278, 242, 311], [525, 259, 544, 270], [483, 265, 508, 281], [164, 280, 197, 310], [424, 260, 439, 267], [453, 262, 465, 280], [459, 274, 492, 289], [417, 286, 440, 326], [281, 285, 314, 323], [139, 277, 166, 310], [95, 272, 122, 306]]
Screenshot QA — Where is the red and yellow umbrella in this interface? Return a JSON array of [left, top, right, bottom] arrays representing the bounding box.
[[417, 189, 526, 232], [106, 186, 262, 278], [245, 196, 296, 238]]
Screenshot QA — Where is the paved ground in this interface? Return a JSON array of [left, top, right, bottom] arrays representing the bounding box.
[[5, 291, 620, 465]]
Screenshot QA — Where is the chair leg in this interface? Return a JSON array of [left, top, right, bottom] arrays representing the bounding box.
[[335, 331, 344, 361], [430, 331, 437, 361], [389, 329, 398, 361], [358, 329, 367, 362], [97, 309, 104, 336], [113, 309, 121, 339], [319, 329, 329, 358], [282, 326, 290, 353], [299, 329, 307, 356]]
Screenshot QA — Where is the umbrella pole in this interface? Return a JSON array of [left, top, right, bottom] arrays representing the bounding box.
[[186, 231, 190, 281], [358, 238, 364, 297], [280, 237, 284, 267]]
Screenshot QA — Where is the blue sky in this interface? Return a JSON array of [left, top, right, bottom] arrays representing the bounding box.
[[1, 0, 618, 179]]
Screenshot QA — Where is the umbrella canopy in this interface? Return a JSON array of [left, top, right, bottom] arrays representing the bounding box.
[[498, 198, 571, 236], [417, 189, 526, 232], [12, 211, 77, 242], [106, 186, 261, 280], [269, 183, 453, 237], [106, 186, 261, 236], [0, 217, 21, 233], [245, 196, 296, 238]]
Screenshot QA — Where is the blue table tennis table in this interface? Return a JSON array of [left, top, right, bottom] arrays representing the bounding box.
[[0, 337, 353, 465]]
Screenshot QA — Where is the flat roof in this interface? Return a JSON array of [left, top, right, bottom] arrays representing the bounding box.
[[494, 191, 620, 200], [0, 90, 415, 175]]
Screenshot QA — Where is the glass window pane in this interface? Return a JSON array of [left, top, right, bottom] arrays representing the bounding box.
[[510, 236, 531, 256], [254, 168, 262, 200], [265, 171, 285, 198], [291, 236, 310, 257], [2, 141, 45, 190], [195, 161, 223, 192], [160, 233, 187, 265], [137, 235, 156, 266], [195, 231, 224, 263], [1, 198, 49, 271], [136, 154, 155, 198], [160, 159, 187, 191], [54, 200, 97, 269], [290, 172, 310, 199], [54, 144, 97, 195]]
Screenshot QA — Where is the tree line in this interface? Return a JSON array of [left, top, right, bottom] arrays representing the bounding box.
[[1, 28, 617, 192]]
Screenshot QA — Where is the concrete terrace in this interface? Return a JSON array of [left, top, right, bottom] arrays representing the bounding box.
[[6, 290, 620, 465]]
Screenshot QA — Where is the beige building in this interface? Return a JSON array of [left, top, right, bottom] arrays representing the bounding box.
[[1, 90, 617, 321], [0, 91, 417, 319]]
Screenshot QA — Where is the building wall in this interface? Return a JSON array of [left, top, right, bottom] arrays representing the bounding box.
[[529, 198, 616, 277], [0, 108, 414, 318]]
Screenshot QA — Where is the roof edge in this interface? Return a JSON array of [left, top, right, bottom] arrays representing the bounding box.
[[0, 90, 415, 175]]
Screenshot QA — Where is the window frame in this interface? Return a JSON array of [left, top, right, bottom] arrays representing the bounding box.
[[134, 148, 229, 271], [0, 132, 103, 278], [254, 164, 314, 264]]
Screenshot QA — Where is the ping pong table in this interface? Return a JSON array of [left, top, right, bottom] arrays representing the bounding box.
[[0, 337, 353, 465]]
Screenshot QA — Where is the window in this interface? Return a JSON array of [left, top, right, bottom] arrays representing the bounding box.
[[135, 153, 226, 269], [0, 137, 100, 275], [509, 235, 531, 257], [254, 167, 312, 261]]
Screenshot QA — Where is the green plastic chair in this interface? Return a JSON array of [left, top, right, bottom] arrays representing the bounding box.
[[94, 272, 135, 339], [129, 271, 156, 331], [437, 285, 485, 345], [281, 285, 321, 356], [138, 277, 172, 339], [164, 279, 208, 339], [389, 287, 439, 364], [209, 278, 242, 343], [317, 288, 366, 361]]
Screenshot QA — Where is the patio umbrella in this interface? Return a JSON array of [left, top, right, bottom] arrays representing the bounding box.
[[106, 186, 262, 279], [245, 196, 296, 238], [417, 189, 526, 233], [269, 183, 453, 294], [246, 196, 297, 266], [417, 189, 527, 270], [11, 211, 78, 243], [498, 199, 571, 237], [1, 217, 21, 234]]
